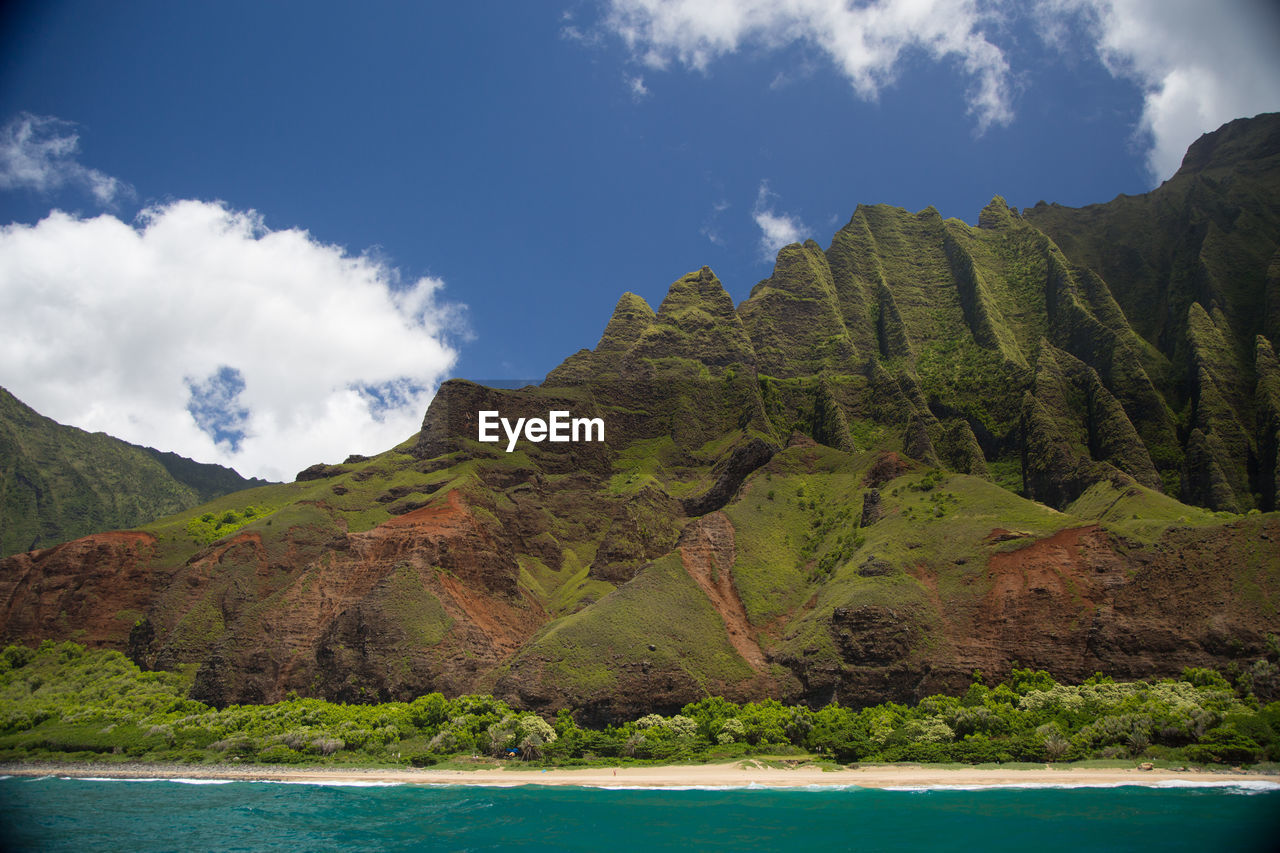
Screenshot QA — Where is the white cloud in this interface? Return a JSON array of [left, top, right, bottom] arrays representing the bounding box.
[[701, 199, 730, 246], [596, 1, 1280, 181], [601, 0, 1014, 131], [0, 113, 131, 205], [0, 201, 462, 481], [753, 182, 807, 259], [1036, 0, 1280, 183], [628, 74, 651, 99]]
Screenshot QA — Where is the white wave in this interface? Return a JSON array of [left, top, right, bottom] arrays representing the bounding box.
[[595, 784, 751, 791], [256, 779, 405, 788], [36, 774, 1278, 795], [881, 780, 1280, 793], [1149, 779, 1280, 793], [50, 775, 403, 787], [59, 776, 234, 785], [589, 783, 865, 792]]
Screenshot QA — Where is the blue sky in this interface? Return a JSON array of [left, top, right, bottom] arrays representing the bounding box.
[[1, 1, 1278, 479]]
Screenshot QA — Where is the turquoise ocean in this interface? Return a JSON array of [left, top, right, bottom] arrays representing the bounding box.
[[2, 776, 1278, 851]]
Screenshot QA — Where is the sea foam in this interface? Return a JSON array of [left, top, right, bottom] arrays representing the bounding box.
[[881, 780, 1280, 793]]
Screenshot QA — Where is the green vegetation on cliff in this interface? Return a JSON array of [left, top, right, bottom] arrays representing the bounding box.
[[4, 115, 1280, 724]]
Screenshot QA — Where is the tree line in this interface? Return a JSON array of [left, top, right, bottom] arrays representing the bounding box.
[[2, 641, 1277, 768]]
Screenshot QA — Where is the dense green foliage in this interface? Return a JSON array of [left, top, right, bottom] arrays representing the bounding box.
[[184, 504, 277, 545], [3, 642, 1277, 769]]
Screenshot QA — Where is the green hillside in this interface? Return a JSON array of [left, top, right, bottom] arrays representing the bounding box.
[[0, 387, 269, 557], [2, 115, 1278, 720]]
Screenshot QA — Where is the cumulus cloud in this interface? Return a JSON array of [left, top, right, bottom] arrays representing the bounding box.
[[1037, 0, 1280, 183], [600, 0, 1014, 132], [753, 182, 807, 259], [0, 201, 462, 481], [0, 113, 131, 204]]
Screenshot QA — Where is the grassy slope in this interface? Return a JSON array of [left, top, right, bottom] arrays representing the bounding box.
[[0, 387, 265, 558], [499, 552, 755, 700]]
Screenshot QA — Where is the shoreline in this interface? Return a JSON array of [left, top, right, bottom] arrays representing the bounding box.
[[3, 760, 1276, 790]]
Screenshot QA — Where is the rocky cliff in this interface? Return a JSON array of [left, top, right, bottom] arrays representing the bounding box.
[[3, 115, 1279, 719]]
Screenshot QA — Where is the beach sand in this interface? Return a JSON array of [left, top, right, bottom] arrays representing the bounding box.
[[3, 761, 1274, 789]]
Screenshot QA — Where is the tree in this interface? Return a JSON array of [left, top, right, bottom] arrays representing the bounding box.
[[717, 717, 745, 745], [807, 704, 871, 762], [681, 696, 741, 740]]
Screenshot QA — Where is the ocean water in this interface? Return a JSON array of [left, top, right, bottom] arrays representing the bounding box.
[[1, 776, 1278, 852]]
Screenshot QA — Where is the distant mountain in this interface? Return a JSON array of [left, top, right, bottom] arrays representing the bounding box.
[[2, 115, 1278, 720], [0, 386, 270, 556]]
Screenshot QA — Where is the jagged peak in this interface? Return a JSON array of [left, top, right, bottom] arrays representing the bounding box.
[[769, 238, 824, 264], [978, 196, 1016, 230], [750, 240, 836, 297], [544, 292, 656, 384], [836, 202, 952, 237], [1186, 299, 1213, 327], [656, 266, 737, 320], [596, 291, 655, 353], [738, 240, 855, 378], [613, 291, 654, 316], [621, 266, 758, 375]]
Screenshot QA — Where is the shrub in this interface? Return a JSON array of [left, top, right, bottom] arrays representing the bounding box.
[[948, 705, 1009, 738], [1038, 724, 1071, 761], [1239, 660, 1280, 703], [1010, 668, 1057, 695], [947, 734, 1017, 764], [716, 718, 745, 744], [408, 693, 450, 730], [807, 705, 871, 762], [209, 735, 257, 757], [901, 717, 954, 745], [1, 644, 35, 673], [257, 744, 304, 764], [312, 737, 344, 756], [1186, 729, 1262, 765], [1180, 667, 1231, 690]]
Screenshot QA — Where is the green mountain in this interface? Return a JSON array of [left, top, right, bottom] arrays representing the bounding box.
[[1024, 115, 1280, 511], [0, 386, 270, 557], [2, 115, 1278, 719]]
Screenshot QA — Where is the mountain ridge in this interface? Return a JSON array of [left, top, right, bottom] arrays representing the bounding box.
[[0, 386, 271, 557], [2, 114, 1279, 720]]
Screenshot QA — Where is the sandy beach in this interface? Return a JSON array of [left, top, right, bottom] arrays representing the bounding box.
[[3, 761, 1275, 789]]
